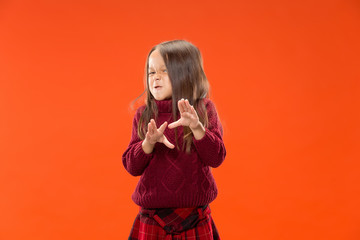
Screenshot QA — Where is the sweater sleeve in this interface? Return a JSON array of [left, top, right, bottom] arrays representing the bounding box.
[[192, 99, 226, 168], [122, 107, 154, 176]]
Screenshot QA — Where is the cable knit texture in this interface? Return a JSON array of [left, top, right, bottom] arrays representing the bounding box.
[[122, 98, 226, 208]]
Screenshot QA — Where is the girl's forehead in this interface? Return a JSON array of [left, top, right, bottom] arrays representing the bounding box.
[[148, 64, 166, 69], [148, 51, 166, 69], [149, 49, 160, 59]]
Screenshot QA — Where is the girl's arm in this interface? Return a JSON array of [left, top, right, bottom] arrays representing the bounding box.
[[192, 99, 226, 168], [122, 108, 154, 176]]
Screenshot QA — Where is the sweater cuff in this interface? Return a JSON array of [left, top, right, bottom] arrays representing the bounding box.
[[135, 141, 154, 159], [192, 128, 213, 147]]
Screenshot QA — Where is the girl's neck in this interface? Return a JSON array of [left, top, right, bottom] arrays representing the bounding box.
[[154, 98, 172, 113]]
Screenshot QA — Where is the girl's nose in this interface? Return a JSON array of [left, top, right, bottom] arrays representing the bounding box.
[[154, 72, 161, 80]]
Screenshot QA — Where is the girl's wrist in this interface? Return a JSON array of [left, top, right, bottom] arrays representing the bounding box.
[[142, 138, 155, 154], [190, 121, 206, 140], [190, 120, 202, 131]]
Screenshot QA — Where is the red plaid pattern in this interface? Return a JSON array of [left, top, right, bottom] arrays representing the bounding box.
[[128, 205, 220, 240]]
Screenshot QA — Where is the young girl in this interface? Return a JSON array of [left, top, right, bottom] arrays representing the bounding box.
[[122, 39, 226, 239]]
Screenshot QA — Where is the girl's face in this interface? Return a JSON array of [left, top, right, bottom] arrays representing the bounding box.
[[148, 49, 172, 100]]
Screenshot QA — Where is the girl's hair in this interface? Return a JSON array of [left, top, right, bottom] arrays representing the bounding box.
[[132, 39, 210, 153]]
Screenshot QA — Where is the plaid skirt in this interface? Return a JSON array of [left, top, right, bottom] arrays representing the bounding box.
[[128, 205, 220, 240]]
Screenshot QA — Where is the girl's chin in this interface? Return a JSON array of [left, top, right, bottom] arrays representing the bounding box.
[[154, 97, 166, 101], [152, 94, 171, 101]]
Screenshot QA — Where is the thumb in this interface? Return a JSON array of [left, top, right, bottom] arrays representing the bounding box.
[[168, 120, 181, 129], [162, 135, 175, 149], [158, 121, 168, 133]]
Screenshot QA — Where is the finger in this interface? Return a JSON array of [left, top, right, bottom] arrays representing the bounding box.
[[178, 98, 185, 113], [150, 119, 157, 134], [147, 122, 153, 134], [168, 120, 181, 129], [185, 99, 192, 112], [162, 136, 175, 149], [151, 119, 156, 126], [181, 99, 188, 112], [151, 121, 156, 134], [183, 99, 189, 112], [190, 105, 198, 117], [158, 121, 167, 133]]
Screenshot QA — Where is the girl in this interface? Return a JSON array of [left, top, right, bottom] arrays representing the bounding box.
[[122, 39, 226, 239]]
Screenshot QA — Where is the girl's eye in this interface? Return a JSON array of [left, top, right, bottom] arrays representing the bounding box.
[[148, 72, 155, 75], [163, 69, 167, 72]]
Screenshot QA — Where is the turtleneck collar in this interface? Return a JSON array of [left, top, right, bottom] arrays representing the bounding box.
[[154, 98, 173, 113]]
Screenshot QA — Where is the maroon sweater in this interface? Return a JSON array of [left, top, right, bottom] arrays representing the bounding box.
[[122, 98, 226, 208]]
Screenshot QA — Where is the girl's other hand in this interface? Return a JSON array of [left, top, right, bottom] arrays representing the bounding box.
[[168, 98, 201, 130], [146, 119, 175, 149]]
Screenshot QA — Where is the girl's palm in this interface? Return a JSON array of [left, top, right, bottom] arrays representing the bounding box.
[[146, 119, 174, 149], [168, 99, 200, 129]]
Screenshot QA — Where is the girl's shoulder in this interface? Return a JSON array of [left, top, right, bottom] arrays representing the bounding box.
[[133, 99, 217, 117], [133, 104, 146, 120], [136, 104, 146, 113], [200, 98, 217, 111]]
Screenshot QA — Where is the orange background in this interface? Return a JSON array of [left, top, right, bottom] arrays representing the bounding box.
[[1, 0, 359, 239]]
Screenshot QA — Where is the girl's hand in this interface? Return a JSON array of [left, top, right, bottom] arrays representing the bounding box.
[[145, 119, 175, 149], [168, 99, 201, 130]]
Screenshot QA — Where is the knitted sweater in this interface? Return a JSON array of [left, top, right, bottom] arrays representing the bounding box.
[[122, 98, 226, 208]]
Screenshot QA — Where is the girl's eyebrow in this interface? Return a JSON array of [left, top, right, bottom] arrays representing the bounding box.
[[149, 65, 166, 69]]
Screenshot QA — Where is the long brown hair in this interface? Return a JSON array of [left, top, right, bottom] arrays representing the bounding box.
[[132, 39, 210, 153]]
